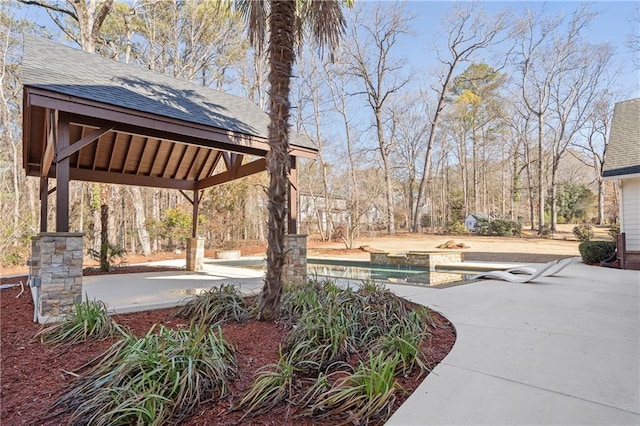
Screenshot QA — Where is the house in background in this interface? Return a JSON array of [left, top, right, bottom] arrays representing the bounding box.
[[464, 213, 489, 232], [602, 97, 640, 269]]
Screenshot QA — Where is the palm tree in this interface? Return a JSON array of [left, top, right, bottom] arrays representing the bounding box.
[[239, 0, 349, 320]]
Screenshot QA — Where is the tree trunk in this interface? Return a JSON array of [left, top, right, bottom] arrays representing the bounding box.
[[550, 165, 558, 232], [259, 0, 296, 321], [130, 186, 152, 255], [472, 127, 479, 214], [597, 179, 605, 225], [537, 113, 545, 233], [100, 204, 109, 271]]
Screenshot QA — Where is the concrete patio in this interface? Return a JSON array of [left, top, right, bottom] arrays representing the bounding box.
[[74, 260, 639, 425], [386, 262, 640, 425]]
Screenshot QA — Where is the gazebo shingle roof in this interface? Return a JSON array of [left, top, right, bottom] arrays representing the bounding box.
[[22, 35, 315, 151]]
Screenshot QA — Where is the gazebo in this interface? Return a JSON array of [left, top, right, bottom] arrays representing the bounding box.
[[22, 35, 316, 321]]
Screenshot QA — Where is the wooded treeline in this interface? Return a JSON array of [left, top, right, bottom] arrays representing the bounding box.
[[1, 1, 636, 266]]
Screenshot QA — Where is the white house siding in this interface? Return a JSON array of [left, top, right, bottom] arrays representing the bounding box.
[[621, 177, 640, 251]]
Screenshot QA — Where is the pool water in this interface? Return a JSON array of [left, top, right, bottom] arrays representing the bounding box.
[[211, 258, 471, 287], [308, 262, 467, 286]]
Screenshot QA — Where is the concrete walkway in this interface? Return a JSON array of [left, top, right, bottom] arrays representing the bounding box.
[[83, 259, 264, 314], [73, 260, 640, 424], [387, 263, 640, 425]]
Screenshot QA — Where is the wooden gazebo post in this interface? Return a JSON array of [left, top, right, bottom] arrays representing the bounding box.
[[185, 189, 204, 271], [30, 112, 84, 323]]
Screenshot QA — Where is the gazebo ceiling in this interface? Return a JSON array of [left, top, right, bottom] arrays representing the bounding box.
[[22, 35, 317, 192]]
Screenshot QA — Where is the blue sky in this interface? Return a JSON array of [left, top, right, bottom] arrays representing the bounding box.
[[400, 1, 639, 98], [12, 0, 640, 98]]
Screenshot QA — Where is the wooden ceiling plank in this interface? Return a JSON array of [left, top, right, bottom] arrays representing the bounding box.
[[148, 139, 165, 176], [75, 126, 87, 168], [107, 132, 119, 172], [136, 137, 150, 175], [185, 147, 202, 181], [122, 134, 134, 173], [204, 151, 223, 179], [161, 142, 177, 178], [195, 158, 266, 190], [196, 149, 215, 180], [172, 144, 189, 179]]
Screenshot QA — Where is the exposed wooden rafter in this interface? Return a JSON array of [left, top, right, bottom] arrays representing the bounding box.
[[195, 158, 266, 190]]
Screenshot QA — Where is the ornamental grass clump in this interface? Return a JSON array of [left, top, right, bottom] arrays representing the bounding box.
[[235, 277, 437, 424], [372, 312, 430, 377], [232, 347, 300, 419], [298, 352, 401, 425], [279, 279, 324, 323], [174, 283, 250, 326], [35, 298, 125, 346], [47, 324, 236, 425], [285, 306, 359, 371]]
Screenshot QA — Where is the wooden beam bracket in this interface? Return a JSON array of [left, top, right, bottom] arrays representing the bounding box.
[[56, 123, 116, 162]]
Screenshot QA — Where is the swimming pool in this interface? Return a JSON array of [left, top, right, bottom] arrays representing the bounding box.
[[209, 258, 473, 287]]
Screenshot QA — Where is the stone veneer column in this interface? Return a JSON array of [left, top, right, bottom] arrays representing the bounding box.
[[283, 234, 307, 285], [186, 237, 205, 271], [32, 232, 84, 322]]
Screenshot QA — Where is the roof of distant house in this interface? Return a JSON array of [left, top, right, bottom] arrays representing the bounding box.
[[603, 98, 640, 178]]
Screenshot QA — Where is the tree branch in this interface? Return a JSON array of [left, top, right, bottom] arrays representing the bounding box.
[[17, 0, 78, 22]]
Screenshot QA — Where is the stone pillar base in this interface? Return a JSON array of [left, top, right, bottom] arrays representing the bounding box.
[[186, 238, 205, 271], [30, 232, 84, 323], [283, 234, 307, 285]]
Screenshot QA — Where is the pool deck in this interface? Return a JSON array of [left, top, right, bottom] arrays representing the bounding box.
[[3, 259, 639, 424], [385, 262, 640, 425]]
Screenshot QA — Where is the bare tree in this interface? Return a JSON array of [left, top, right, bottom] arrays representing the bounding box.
[[546, 39, 613, 231], [412, 4, 509, 232], [627, 4, 640, 69], [0, 10, 26, 245], [18, 0, 113, 52], [514, 5, 612, 232], [388, 94, 429, 230], [318, 53, 371, 248], [571, 94, 615, 225], [345, 3, 412, 235]]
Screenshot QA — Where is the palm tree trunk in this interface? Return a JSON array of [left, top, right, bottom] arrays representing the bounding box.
[[259, 0, 296, 321]]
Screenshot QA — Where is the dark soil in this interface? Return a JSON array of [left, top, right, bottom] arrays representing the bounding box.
[[0, 270, 456, 425]]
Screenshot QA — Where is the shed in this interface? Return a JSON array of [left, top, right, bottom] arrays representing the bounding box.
[[464, 214, 487, 232]]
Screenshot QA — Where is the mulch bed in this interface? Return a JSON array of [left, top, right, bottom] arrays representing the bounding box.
[[1, 271, 456, 425]]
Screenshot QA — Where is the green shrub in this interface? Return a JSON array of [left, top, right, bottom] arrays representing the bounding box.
[[476, 218, 522, 236], [578, 241, 616, 264], [87, 242, 127, 271], [446, 221, 467, 234], [475, 218, 490, 234], [572, 225, 594, 242], [490, 219, 522, 236], [0, 245, 29, 268]]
